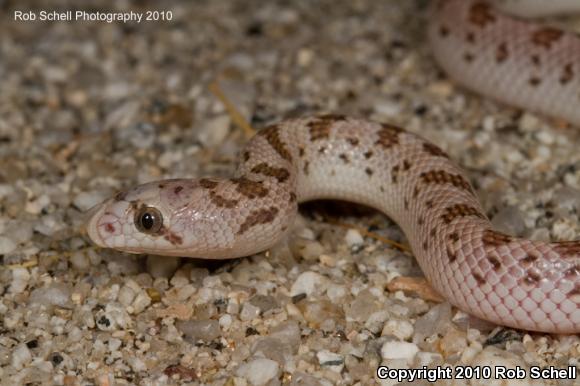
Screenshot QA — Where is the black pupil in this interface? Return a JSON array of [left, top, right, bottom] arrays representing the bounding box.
[[141, 212, 155, 230]]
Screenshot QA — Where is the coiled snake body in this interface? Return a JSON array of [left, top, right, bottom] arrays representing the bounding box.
[[86, 0, 580, 333]]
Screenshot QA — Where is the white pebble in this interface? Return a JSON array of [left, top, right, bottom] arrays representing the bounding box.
[[146, 255, 180, 278], [299, 241, 325, 261], [535, 130, 554, 145], [290, 271, 328, 296], [413, 351, 443, 367], [25, 194, 50, 214], [11, 344, 32, 370], [131, 291, 151, 314], [236, 358, 279, 386], [73, 191, 107, 212], [344, 228, 364, 247], [29, 283, 72, 308], [0, 236, 16, 255], [199, 115, 231, 147], [374, 99, 401, 117], [381, 319, 414, 340], [118, 285, 136, 307], [70, 251, 90, 271], [240, 303, 261, 321], [317, 350, 344, 372], [381, 341, 419, 363], [326, 283, 347, 303], [219, 314, 233, 330], [9, 267, 30, 294], [128, 356, 147, 372]]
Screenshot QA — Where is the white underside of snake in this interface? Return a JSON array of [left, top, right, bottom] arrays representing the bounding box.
[[85, 0, 580, 334]]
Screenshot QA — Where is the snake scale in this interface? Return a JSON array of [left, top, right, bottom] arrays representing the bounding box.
[[86, 0, 580, 333]]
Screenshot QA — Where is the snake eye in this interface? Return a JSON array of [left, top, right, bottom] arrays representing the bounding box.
[[134, 206, 163, 234]]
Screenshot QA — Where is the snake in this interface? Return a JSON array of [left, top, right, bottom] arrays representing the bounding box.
[[85, 0, 580, 334]]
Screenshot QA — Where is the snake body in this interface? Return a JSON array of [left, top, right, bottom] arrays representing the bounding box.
[[430, 0, 580, 126], [85, 0, 580, 333]]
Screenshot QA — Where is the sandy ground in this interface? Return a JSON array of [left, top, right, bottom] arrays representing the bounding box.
[[0, 0, 579, 385]]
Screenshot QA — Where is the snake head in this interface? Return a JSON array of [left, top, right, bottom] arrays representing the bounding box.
[[85, 179, 233, 257]]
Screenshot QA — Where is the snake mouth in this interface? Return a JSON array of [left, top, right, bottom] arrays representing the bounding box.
[[83, 201, 109, 247]]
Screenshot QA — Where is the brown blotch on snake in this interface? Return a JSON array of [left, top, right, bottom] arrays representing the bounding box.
[[447, 246, 457, 262], [251, 163, 290, 183], [531, 27, 564, 49], [522, 270, 542, 285], [233, 177, 269, 199], [521, 253, 539, 266], [529, 77, 542, 87], [209, 191, 239, 208], [482, 230, 514, 248], [259, 124, 293, 162], [307, 115, 346, 141], [466, 32, 475, 43], [237, 206, 279, 235], [496, 42, 508, 63], [487, 255, 502, 271], [200, 178, 219, 189], [560, 63, 574, 85], [347, 137, 359, 146], [420, 170, 475, 195], [339, 154, 350, 164], [160, 226, 183, 246], [391, 165, 400, 183], [564, 266, 579, 279], [468, 2, 496, 28], [114, 190, 128, 201], [441, 204, 485, 224], [473, 272, 486, 285], [375, 123, 403, 149], [422, 142, 449, 158], [553, 242, 580, 258]]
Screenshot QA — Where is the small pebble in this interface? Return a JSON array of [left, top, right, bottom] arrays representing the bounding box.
[[236, 358, 279, 386], [29, 283, 72, 308], [177, 319, 221, 341], [0, 236, 16, 255], [240, 303, 261, 321], [73, 191, 107, 212], [131, 291, 152, 314], [317, 350, 344, 372], [381, 341, 419, 363], [381, 319, 414, 340], [9, 268, 30, 294], [11, 344, 32, 370], [290, 271, 328, 297], [146, 255, 181, 278], [344, 229, 364, 248]]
